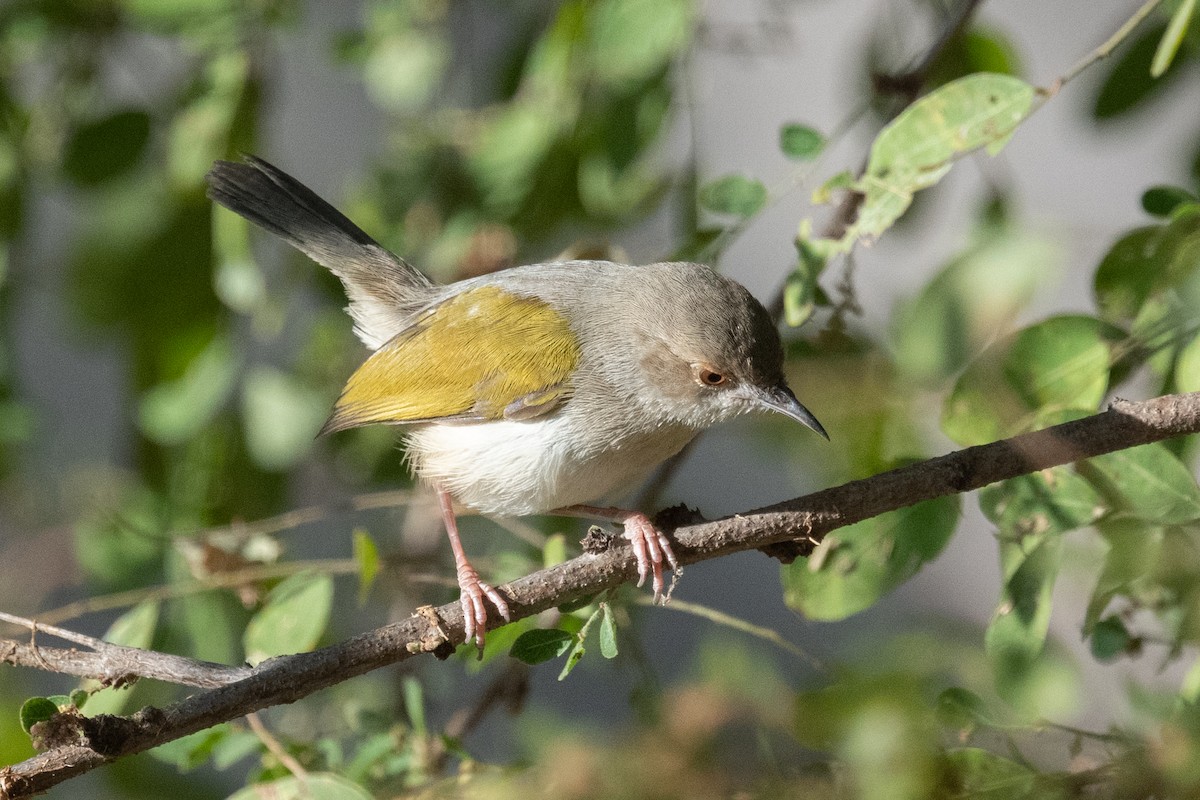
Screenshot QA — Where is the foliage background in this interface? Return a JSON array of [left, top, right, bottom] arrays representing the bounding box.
[[2, 0, 1200, 797]]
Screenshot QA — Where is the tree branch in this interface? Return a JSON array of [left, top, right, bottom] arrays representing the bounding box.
[[2, 392, 1199, 798]]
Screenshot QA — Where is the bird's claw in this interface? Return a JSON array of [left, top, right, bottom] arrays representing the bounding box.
[[457, 564, 511, 653], [621, 512, 680, 604]]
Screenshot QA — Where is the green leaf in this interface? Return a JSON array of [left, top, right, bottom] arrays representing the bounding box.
[[935, 688, 995, 733], [599, 603, 618, 658], [402, 677, 426, 737], [1175, 331, 1200, 392], [150, 726, 227, 771], [1094, 226, 1167, 321], [210, 730, 262, 770], [1086, 442, 1200, 524], [698, 174, 768, 218], [62, 110, 151, 186], [985, 533, 1068, 713], [1152, 0, 1197, 77], [586, 0, 695, 88], [19, 697, 59, 734], [558, 637, 587, 680], [944, 748, 1038, 799], [509, 628, 574, 665], [363, 32, 448, 112], [779, 123, 824, 160], [241, 366, 329, 471], [1090, 616, 1132, 661], [1002, 316, 1114, 411], [782, 493, 960, 620], [1086, 518, 1165, 630], [104, 599, 160, 650], [810, 73, 1034, 255], [243, 572, 334, 664], [1142, 185, 1198, 217], [352, 528, 380, 606], [226, 773, 372, 800], [138, 333, 239, 446], [1094, 24, 1181, 118], [543, 532, 568, 567], [891, 221, 1056, 383], [978, 467, 1105, 539]]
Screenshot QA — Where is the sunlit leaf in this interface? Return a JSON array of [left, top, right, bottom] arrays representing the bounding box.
[[1086, 442, 1200, 524], [104, 599, 160, 650], [1087, 518, 1165, 630], [558, 637, 587, 680], [783, 493, 959, 620], [226, 773, 372, 800], [353, 528, 380, 606], [979, 467, 1105, 539], [1175, 331, 1200, 392], [944, 748, 1038, 799], [364, 32, 448, 112], [1152, 0, 1197, 77], [1003, 316, 1114, 411], [243, 572, 334, 664], [811, 73, 1034, 255], [599, 603, 618, 659]]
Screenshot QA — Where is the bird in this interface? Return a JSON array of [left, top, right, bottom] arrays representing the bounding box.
[[205, 155, 827, 648]]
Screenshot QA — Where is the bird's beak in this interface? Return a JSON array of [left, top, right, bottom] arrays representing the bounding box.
[[755, 384, 829, 440]]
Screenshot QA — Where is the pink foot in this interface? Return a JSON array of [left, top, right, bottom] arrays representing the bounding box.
[[457, 562, 511, 650], [620, 512, 680, 604]]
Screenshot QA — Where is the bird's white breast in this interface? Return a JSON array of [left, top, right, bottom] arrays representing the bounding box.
[[405, 412, 697, 516]]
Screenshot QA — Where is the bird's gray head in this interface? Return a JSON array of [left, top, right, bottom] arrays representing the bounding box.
[[626, 263, 827, 437]]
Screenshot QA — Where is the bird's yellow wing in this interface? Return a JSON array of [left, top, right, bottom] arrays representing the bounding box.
[[321, 285, 580, 433]]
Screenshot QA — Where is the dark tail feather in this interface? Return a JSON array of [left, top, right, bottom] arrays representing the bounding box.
[[206, 156, 435, 347]]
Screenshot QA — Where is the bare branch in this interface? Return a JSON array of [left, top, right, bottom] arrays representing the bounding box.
[[2, 392, 1199, 798]]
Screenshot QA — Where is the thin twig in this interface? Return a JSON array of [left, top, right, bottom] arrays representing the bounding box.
[[1051, 0, 1166, 94], [246, 713, 308, 779]]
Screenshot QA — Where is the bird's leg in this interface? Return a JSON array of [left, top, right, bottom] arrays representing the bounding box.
[[553, 505, 680, 603], [437, 488, 511, 650]]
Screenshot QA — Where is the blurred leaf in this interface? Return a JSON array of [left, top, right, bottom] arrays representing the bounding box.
[[74, 484, 168, 592], [119, 0, 237, 28], [783, 237, 826, 327], [1143, 185, 1198, 217], [599, 603, 618, 658], [811, 73, 1034, 256], [510, 628, 574, 665], [1090, 615, 1132, 660], [150, 725, 227, 771], [926, 27, 1023, 87], [211, 729, 262, 770], [944, 748, 1038, 799], [783, 493, 960, 620], [1095, 226, 1167, 321], [979, 467, 1105, 539], [240, 366, 328, 471], [364, 32, 448, 112], [779, 123, 825, 160], [168, 51, 252, 187], [353, 528, 380, 605], [1086, 442, 1200, 524], [586, 0, 694, 88], [402, 677, 426, 737], [891, 220, 1055, 383], [227, 773, 372, 800], [1152, 0, 1197, 77], [985, 533, 1068, 713], [935, 687, 995, 734], [1176, 330, 1200, 391], [138, 333, 238, 446], [104, 599, 160, 650], [243, 572, 334, 664], [19, 697, 59, 734], [1087, 518, 1165, 630], [543, 532, 568, 568], [1003, 316, 1114, 411], [471, 103, 564, 214], [62, 110, 151, 186], [1094, 23, 1184, 118], [698, 174, 768, 218]]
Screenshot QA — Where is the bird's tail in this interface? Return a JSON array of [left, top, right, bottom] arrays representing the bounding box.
[[206, 156, 434, 348]]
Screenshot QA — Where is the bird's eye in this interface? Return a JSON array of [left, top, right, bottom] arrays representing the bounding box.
[[696, 367, 727, 387]]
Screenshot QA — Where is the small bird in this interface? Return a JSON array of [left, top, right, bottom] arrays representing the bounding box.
[[206, 156, 827, 647]]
